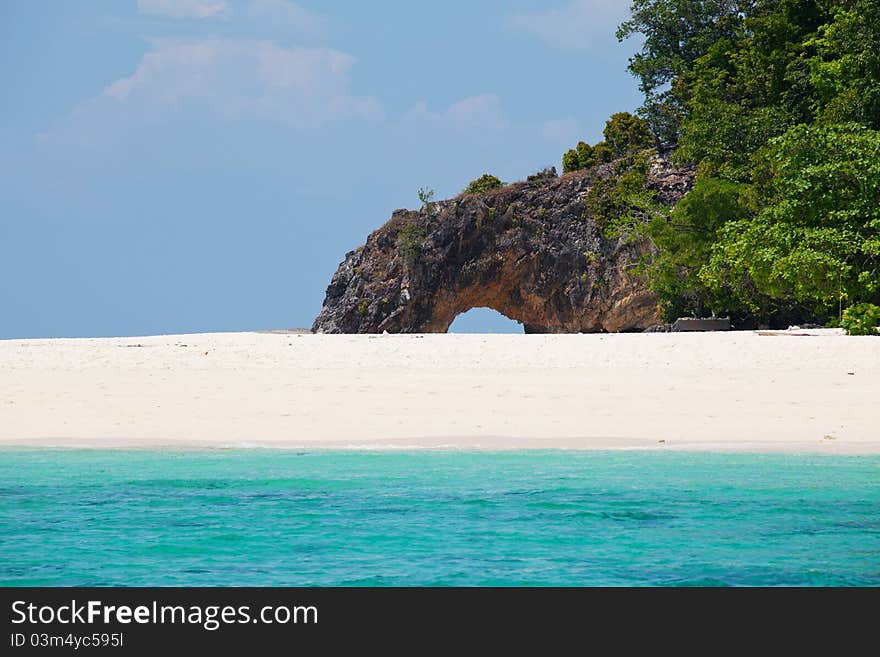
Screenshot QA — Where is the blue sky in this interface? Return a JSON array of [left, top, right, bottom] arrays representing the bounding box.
[[1, 0, 642, 338]]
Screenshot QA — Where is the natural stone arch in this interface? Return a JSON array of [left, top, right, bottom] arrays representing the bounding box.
[[312, 158, 694, 334], [396, 245, 601, 334]]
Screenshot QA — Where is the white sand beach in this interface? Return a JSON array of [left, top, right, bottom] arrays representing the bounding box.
[[0, 330, 877, 453]]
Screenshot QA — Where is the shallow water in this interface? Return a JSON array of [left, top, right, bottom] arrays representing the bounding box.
[[1, 449, 878, 586]]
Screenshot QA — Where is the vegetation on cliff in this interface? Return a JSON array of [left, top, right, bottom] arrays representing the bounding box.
[[562, 112, 652, 174], [613, 0, 880, 326], [463, 174, 505, 195]]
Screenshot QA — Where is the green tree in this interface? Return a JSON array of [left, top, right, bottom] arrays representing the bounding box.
[[617, 0, 751, 146], [674, 1, 831, 177], [701, 123, 880, 316], [809, 0, 880, 129], [562, 148, 581, 173], [592, 142, 614, 164], [604, 112, 654, 156], [645, 176, 747, 319], [576, 141, 595, 169]]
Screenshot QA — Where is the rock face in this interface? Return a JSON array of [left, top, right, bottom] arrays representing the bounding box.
[[313, 156, 694, 334]]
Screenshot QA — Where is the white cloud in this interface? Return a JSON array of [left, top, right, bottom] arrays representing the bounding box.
[[403, 95, 508, 131], [506, 0, 628, 52], [108, 39, 381, 120], [137, 0, 227, 19], [42, 38, 381, 147], [104, 40, 232, 102]]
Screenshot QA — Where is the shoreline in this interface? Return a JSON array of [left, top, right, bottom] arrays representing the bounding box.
[[1, 330, 878, 454], [0, 434, 877, 454], [1, 444, 877, 455]]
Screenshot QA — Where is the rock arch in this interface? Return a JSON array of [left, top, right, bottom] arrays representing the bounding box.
[[312, 158, 694, 334]]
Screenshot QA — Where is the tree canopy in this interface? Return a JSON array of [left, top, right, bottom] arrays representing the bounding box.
[[615, 0, 880, 326]]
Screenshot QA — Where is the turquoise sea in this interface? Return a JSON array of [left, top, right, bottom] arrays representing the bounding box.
[[1, 450, 879, 586]]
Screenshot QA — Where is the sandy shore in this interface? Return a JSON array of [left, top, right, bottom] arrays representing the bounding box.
[[0, 330, 877, 453]]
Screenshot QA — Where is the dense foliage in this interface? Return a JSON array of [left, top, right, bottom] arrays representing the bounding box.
[[604, 112, 656, 155], [562, 148, 580, 174], [702, 123, 880, 314], [617, 0, 880, 326], [841, 303, 880, 335], [645, 177, 748, 320]]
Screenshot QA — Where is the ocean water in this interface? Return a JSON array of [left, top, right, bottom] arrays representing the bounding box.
[[1, 449, 878, 586]]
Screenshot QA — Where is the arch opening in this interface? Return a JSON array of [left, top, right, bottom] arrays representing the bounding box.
[[447, 307, 524, 334]]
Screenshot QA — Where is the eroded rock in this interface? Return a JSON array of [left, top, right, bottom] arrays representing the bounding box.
[[313, 156, 694, 333]]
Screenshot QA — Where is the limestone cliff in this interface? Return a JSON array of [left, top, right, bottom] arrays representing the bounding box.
[[313, 156, 694, 333]]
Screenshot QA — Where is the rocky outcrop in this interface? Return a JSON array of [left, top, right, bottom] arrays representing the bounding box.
[[313, 156, 695, 334]]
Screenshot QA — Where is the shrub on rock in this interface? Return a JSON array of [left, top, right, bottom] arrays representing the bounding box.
[[463, 174, 504, 195]]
